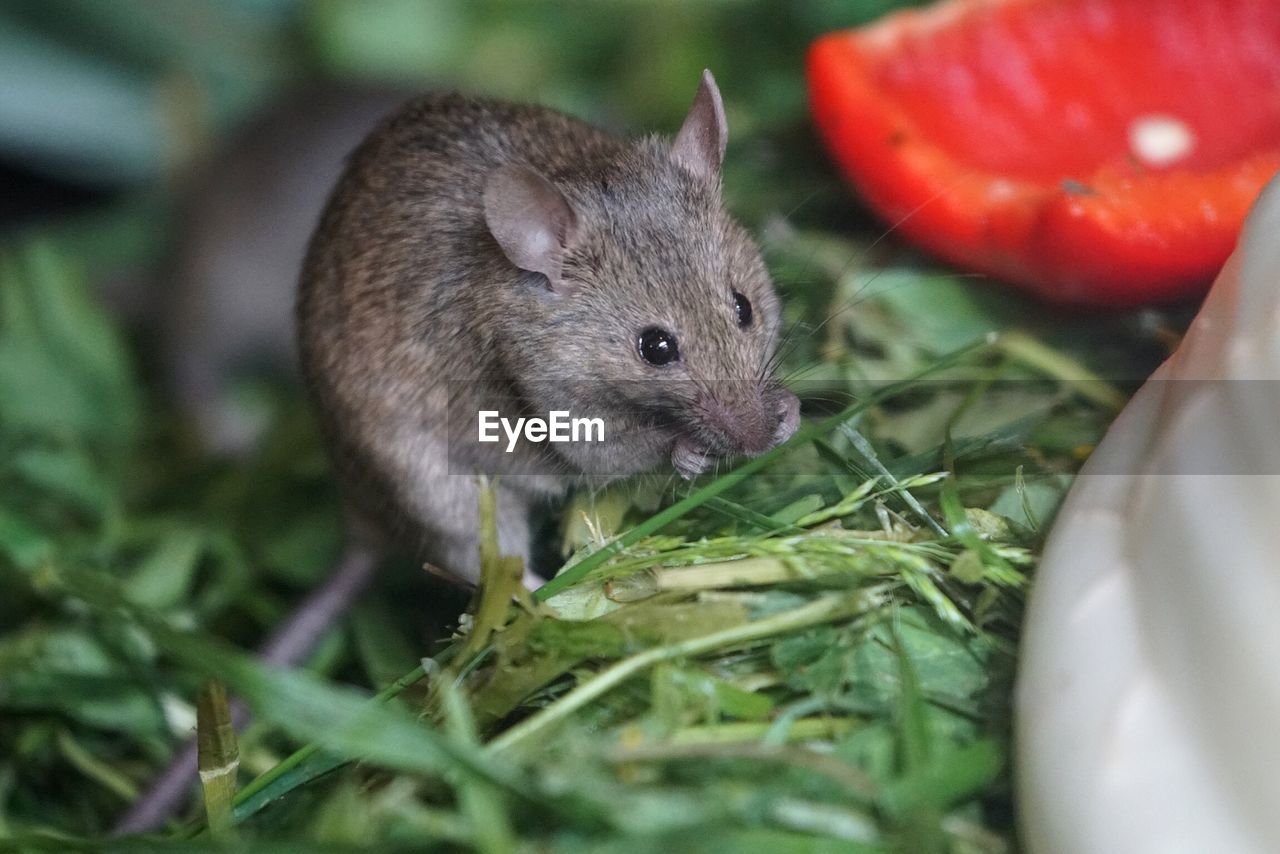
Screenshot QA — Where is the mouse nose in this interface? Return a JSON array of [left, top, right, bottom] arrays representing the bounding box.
[[697, 385, 796, 456]]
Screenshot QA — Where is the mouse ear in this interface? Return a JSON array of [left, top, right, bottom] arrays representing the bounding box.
[[671, 69, 727, 179], [483, 163, 579, 292]]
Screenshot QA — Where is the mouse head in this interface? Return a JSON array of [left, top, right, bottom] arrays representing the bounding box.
[[483, 70, 799, 478]]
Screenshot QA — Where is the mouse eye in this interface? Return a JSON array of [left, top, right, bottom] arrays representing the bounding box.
[[637, 327, 680, 366], [733, 291, 753, 328]]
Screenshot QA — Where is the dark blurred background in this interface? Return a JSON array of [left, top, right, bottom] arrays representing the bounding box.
[[1, 0, 917, 230]]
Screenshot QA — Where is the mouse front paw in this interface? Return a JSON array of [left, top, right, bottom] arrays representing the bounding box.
[[672, 437, 715, 480], [772, 389, 801, 447]]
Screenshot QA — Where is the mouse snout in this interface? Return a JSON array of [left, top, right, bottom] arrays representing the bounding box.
[[696, 384, 799, 457]]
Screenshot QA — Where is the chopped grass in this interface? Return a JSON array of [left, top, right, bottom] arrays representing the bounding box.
[[0, 224, 1155, 850]]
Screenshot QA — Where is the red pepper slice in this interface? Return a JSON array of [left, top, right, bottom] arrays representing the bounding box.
[[808, 0, 1280, 306]]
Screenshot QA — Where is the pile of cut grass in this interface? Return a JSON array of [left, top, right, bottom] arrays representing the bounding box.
[[0, 212, 1161, 851]]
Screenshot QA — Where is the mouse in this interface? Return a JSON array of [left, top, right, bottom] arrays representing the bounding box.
[[115, 72, 800, 830], [297, 70, 800, 583]]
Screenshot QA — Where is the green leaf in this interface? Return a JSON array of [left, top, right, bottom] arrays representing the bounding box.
[[770, 494, 826, 526], [305, 0, 463, 81], [9, 446, 111, 514], [441, 682, 516, 854], [884, 738, 1004, 814], [885, 624, 944, 854], [124, 527, 206, 610], [871, 269, 1019, 356], [0, 627, 166, 738], [54, 727, 138, 802], [0, 245, 137, 445], [259, 507, 344, 585], [0, 509, 53, 570], [651, 665, 775, 727], [350, 602, 419, 689]]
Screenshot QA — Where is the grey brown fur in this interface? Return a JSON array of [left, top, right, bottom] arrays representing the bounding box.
[[298, 71, 798, 582]]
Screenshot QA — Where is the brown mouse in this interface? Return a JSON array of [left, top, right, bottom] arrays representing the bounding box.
[[297, 70, 799, 582], [116, 74, 799, 828]]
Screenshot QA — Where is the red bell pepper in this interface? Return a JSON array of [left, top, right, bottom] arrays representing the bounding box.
[[807, 0, 1280, 306]]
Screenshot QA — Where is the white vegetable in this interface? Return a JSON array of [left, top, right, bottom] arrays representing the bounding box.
[[1017, 174, 1280, 853]]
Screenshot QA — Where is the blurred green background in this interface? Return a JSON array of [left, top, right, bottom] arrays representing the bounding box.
[[0, 0, 917, 217]]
